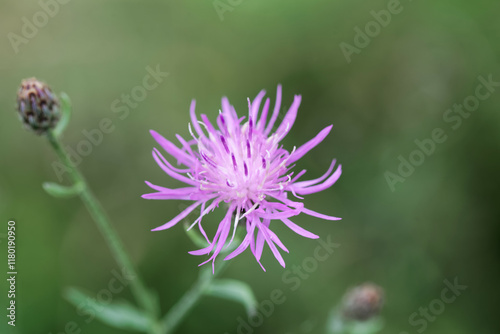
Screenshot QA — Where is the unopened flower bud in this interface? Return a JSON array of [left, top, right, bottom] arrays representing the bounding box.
[[341, 283, 384, 321], [16, 78, 60, 135]]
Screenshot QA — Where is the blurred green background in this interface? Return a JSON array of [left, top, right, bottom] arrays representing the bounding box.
[[1, 0, 499, 333]]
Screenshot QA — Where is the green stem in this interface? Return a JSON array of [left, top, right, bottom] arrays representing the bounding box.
[[161, 260, 229, 334], [46, 131, 159, 329], [326, 308, 346, 334]]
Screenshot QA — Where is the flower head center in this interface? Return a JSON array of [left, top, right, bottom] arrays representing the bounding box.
[[195, 119, 288, 206]]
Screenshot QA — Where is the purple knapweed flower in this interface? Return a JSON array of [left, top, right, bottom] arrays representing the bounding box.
[[143, 85, 341, 271]]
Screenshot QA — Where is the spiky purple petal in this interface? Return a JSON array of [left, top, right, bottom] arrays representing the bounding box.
[[143, 85, 342, 270]]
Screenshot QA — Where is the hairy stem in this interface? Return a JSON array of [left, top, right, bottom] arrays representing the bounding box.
[[46, 131, 159, 329]]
